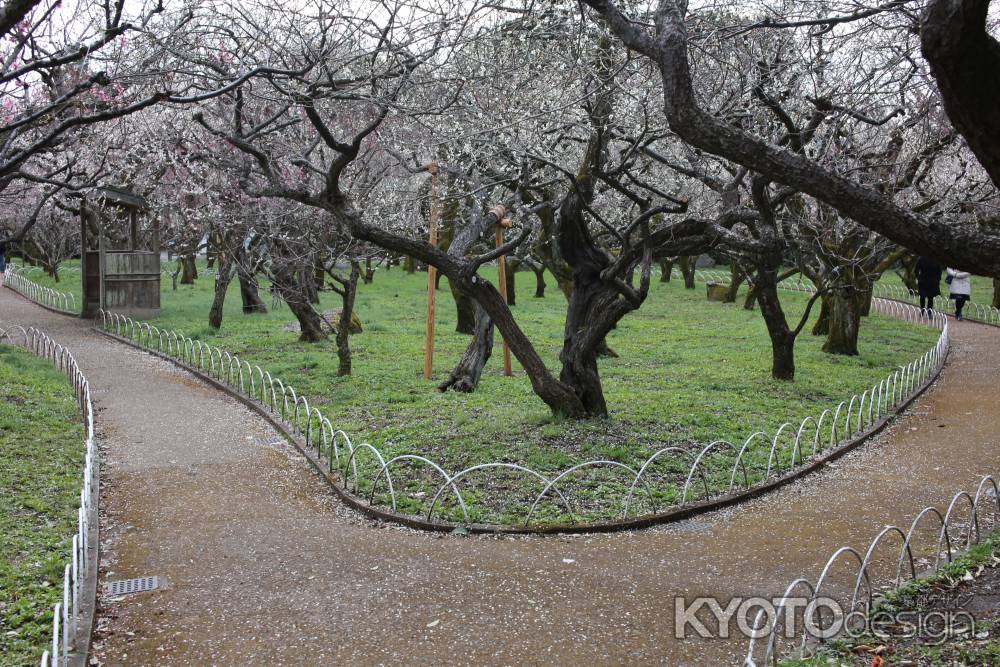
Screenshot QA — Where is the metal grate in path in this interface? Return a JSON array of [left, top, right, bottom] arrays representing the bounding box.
[[106, 576, 159, 596]]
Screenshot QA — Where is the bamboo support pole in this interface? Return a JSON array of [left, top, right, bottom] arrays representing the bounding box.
[[495, 218, 513, 376], [423, 162, 439, 380]]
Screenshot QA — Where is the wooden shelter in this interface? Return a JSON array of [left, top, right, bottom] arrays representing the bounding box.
[[80, 186, 160, 318]]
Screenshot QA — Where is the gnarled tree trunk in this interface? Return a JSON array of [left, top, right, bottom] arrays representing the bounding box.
[[238, 265, 267, 314], [678, 255, 696, 289], [273, 263, 326, 342], [659, 258, 673, 282], [559, 279, 630, 417], [921, 0, 1000, 190], [823, 290, 862, 356], [755, 275, 797, 381], [448, 277, 476, 335], [438, 206, 509, 392], [505, 258, 518, 307], [208, 255, 235, 329], [724, 263, 745, 303], [180, 255, 197, 284], [335, 263, 360, 376], [533, 265, 546, 297], [812, 295, 831, 336], [438, 304, 494, 392]]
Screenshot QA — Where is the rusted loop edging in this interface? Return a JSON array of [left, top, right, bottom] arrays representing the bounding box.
[[93, 325, 950, 536]]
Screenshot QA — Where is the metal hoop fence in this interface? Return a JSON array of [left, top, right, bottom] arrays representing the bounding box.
[[95, 285, 948, 531], [744, 475, 1000, 666], [0, 325, 97, 667], [871, 282, 1000, 326], [3, 265, 78, 315]]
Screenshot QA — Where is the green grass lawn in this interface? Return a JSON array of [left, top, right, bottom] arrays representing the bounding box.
[[0, 346, 83, 666], [22, 258, 941, 523]]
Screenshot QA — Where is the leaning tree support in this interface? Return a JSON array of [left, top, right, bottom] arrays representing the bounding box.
[[423, 161, 440, 380], [495, 217, 514, 376]]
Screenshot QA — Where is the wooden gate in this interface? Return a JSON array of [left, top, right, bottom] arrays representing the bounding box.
[[80, 187, 160, 318]]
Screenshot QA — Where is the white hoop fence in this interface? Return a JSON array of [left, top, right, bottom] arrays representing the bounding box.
[[95, 287, 949, 530], [688, 268, 1000, 327], [3, 265, 78, 315], [871, 281, 1000, 326], [744, 474, 1000, 666], [0, 326, 98, 667]]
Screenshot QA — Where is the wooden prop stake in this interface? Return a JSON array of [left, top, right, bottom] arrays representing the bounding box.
[[495, 217, 513, 376], [423, 162, 439, 380]]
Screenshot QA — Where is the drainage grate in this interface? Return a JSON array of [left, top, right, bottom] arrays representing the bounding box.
[[107, 576, 158, 596], [254, 436, 285, 447]]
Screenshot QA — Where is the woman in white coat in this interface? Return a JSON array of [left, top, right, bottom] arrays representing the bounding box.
[[946, 268, 972, 320]]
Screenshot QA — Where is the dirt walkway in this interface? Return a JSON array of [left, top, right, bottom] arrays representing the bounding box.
[[3, 287, 999, 666]]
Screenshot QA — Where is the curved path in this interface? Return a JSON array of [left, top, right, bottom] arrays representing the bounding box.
[[3, 287, 999, 666]]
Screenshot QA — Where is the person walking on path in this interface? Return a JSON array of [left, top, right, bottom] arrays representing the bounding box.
[[915, 256, 943, 316], [0, 241, 7, 289], [947, 267, 972, 320]]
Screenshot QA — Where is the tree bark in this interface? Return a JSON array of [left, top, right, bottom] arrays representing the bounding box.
[[755, 277, 797, 380], [336, 264, 360, 376], [315, 256, 327, 293], [724, 263, 744, 303], [505, 258, 518, 307], [858, 285, 873, 317], [238, 265, 267, 314], [438, 304, 494, 392], [0, 0, 43, 39], [273, 264, 326, 342], [898, 254, 919, 292], [208, 257, 235, 329], [180, 255, 197, 284], [812, 295, 831, 336], [659, 258, 673, 282], [559, 281, 628, 417], [921, 0, 1000, 190], [823, 290, 861, 356], [404, 256, 416, 273], [533, 265, 546, 297], [448, 277, 476, 335], [679, 255, 696, 289], [288, 299, 326, 342], [439, 207, 509, 392]]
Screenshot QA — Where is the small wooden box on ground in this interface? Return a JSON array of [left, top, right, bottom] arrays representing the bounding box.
[[706, 282, 729, 302]]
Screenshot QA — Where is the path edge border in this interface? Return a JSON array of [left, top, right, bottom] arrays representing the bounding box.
[[93, 325, 949, 535], [1, 284, 80, 318], [66, 459, 99, 667]]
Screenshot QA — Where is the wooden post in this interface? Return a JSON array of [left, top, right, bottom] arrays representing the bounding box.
[[495, 218, 513, 376], [423, 162, 439, 379]]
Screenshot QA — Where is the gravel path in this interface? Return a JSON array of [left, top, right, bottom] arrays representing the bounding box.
[[2, 287, 998, 666]]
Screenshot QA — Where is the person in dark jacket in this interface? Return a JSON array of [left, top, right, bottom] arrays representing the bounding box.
[[915, 255, 943, 316], [0, 241, 6, 289]]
